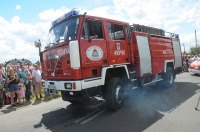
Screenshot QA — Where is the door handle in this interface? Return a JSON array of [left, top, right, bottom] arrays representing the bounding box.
[[103, 59, 107, 64], [84, 62, 91, 65]]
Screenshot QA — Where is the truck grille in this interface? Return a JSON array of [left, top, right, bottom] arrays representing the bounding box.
[[46, 59, 63, 75]]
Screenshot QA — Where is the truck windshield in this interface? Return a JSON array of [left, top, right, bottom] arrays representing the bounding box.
[[47, 17, 79, 45]]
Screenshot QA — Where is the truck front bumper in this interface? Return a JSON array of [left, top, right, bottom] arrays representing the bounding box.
[[42, 77, 103, 91], [42, 80, 82, 91]]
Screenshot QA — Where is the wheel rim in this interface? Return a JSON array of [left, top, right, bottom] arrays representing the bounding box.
[[115, 85, 123, 104]]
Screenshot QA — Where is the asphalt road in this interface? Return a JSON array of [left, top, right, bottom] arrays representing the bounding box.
[[0, 72, 200, 132]]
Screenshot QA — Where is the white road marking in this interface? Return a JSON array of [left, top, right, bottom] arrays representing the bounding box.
[[132, 87, 138, 90], [80, 108, 107, 124]]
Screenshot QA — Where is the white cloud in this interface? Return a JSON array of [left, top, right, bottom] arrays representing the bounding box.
[[16, 5, 22, 10], [39, 7, 70, 21], [83, 0, 200, 52], [11, 16, 20, 23], [0, 16, 50, 63], [1, 0, 200, 63]]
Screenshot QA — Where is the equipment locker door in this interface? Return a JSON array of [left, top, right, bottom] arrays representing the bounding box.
[[136, 35, 152, 75], [172, 39, 182, 68]]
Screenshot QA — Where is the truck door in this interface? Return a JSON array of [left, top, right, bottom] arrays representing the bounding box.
[[79, 19, 108, 79], [106, 23, 130, 65]]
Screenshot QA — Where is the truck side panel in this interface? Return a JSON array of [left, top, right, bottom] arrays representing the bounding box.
[[149, 36, 174, 74], [131, 32, 175, 77]]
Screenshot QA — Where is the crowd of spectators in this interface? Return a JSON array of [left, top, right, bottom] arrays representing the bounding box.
[[0, 62, 42, 107], [182, 54, 200, 72]]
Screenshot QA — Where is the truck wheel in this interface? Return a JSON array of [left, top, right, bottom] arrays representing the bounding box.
[[105, 77, 124, 111], [165, 67, 174, 88], [61, 92, 67, 101]]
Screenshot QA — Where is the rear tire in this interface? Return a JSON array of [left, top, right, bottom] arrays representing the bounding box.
[[157, 67, 174, 88], [105, 77, 124, 111], [156, 67, 174, 88], [164, 67, 175, 88]]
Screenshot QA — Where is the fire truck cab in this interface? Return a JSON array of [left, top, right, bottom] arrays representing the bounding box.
[[41, 9, 182, 111]]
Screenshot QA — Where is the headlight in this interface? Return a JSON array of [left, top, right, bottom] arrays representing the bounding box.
[[64, 83, 72, 89]]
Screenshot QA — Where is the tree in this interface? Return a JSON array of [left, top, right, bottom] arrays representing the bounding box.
[[190, 47, 200, 55]]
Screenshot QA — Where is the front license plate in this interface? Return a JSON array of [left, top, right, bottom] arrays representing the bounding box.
[[48, 85, 56, 89]]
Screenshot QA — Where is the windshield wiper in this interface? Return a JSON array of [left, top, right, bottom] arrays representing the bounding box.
[[56, 39, 65, 43]]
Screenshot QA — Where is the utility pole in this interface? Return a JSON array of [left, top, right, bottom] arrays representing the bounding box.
[[34, 39, 42, 62], [195, 30, 198, 48], [183, 43, 186, 54]]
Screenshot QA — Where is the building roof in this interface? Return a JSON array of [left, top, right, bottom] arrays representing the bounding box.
[[5, 59, 32, 66]]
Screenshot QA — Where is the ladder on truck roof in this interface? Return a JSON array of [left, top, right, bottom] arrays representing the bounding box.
[[131, 24, 179, 38]]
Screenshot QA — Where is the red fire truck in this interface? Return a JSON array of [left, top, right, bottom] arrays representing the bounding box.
[[40, 9, 182, 111]]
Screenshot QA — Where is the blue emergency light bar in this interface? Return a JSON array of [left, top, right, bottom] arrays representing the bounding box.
[[175, 34, 179, 39], [52, 8, 80, 27]]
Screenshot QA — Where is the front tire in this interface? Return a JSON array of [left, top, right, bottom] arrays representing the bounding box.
[[105, 77, 124, 111]]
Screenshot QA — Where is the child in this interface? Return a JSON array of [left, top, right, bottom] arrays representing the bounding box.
[[18, 78, 25, 104]]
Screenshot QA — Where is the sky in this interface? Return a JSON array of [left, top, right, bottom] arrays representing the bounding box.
[[0, 0, 200, 63]]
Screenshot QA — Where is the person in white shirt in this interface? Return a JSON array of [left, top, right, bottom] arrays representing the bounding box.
[[32, 64, 43, 99], [193, 55, 198, 61]]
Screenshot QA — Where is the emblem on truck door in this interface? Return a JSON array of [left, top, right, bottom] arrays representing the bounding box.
[[114, 42, 125, 56], [116, 43, 120, 50], [86, 46, 103, 61]]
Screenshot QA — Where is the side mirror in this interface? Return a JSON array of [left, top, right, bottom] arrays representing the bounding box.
[[34, 40, 42, 48]]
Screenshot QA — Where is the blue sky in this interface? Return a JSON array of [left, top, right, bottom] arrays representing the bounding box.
[[0, 0, 200, 63], [0, 0, 113, 23]]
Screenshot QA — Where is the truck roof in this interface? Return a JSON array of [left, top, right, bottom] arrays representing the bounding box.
[[84, 14, 129, 25]]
